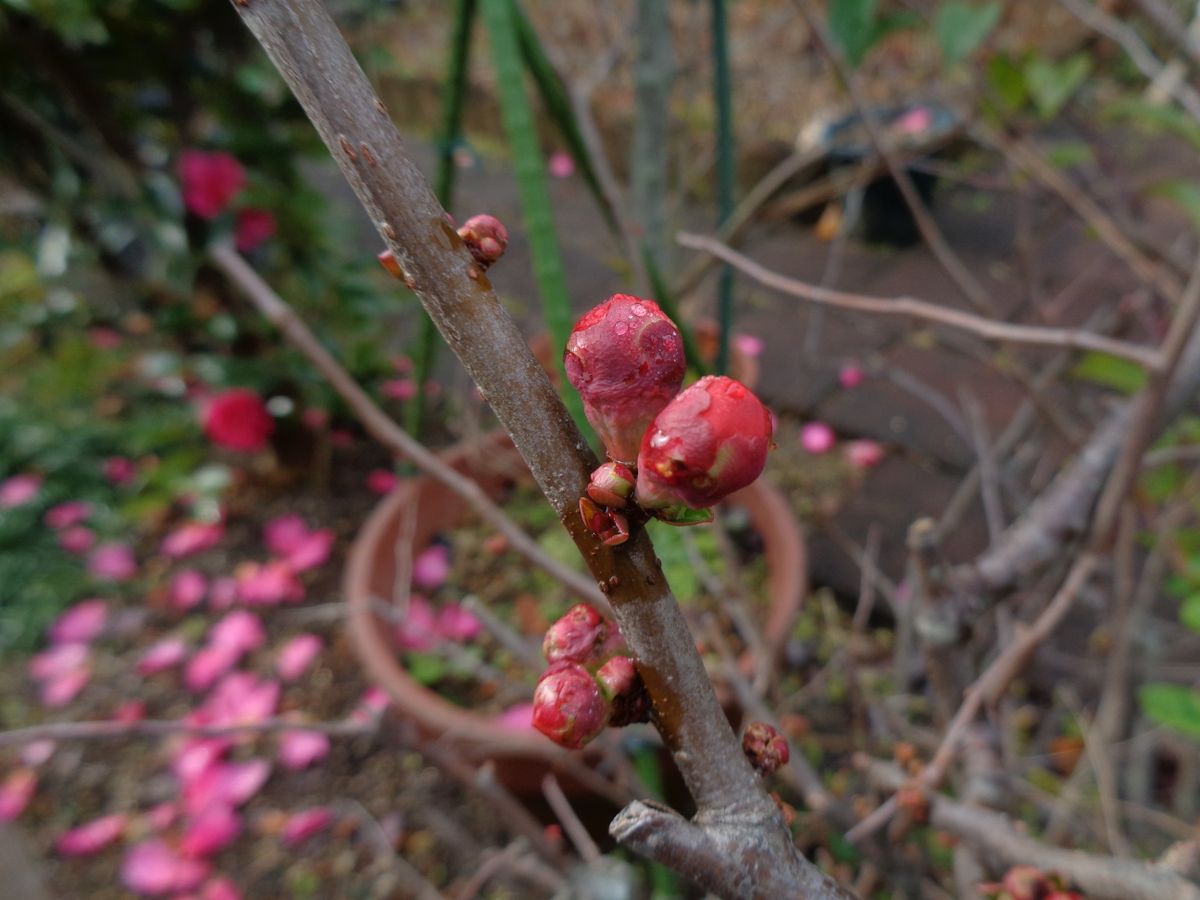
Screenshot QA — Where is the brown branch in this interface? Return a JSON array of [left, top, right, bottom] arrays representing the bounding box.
[[226, 2, 846, 895], [863, 759, 1200, 900], [677, 233, 1162, 369]]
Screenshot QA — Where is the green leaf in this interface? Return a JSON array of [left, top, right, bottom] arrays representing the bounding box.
[[985, 54, 1029, 114], [406, 652, 449, 686], [1140, 683, 1200, 738], [1024, 54, 1091, 119], [1069, 351, 1147, 394], [1152, 180, 1200, 232], [1044, 141, 1094, 169], [1182, 595, 1200, 633], [829, 0, 879, 69], [934, 1, 1001, 65]]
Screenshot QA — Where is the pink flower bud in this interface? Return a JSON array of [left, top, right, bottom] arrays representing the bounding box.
[[579, 497, 630, 546], [564, 295, 685, 464], [456, 214, 508, 271], [742, 721, 790, 776], [799, 421, 836, 455], [636, 375, 773, 510], [844, 439, 884, 470], [586, 461, 635, 509], [596, 656, 651, 726], [532, 662, 610, 749], [543, 604, 612, 666]]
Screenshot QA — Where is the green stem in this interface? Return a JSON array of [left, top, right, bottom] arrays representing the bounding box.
[[711, 0, 735, 375]]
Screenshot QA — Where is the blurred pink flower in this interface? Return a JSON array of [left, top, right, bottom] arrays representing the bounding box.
[[209, 577, 239, 610], [285, 529, 333, 572], [330, 429, 354, 448], [366, 469, 398, 495], [30, 643, 91, 707], [381, 378, 417, 401], [203, 389, 274, 453], [48, 599, 107, 645], [548, 151, 575, 178], [838, 362, 865, 389], [392, 355, 413, 374], [20, 740, 56, 768], [276, 634, 322, 682], [161, 522, 224, 559], [55, 813, 127, 857], [0, 768, 36, 822], [44, 501, 91, 529], [122, 839, 211, 896], [436, 603, 481, 642], [233, 208, 276, 253], [210, 611, 266, 656], [281, 807, 334, 846], [103, 456, 137, 486], [495, 703, 536, 731], [88, 327, 123, 349], [236, 560, 303, 606], [180, 805, 240, 858], [179, 150, 245, 220], [137, 637, 188, 676], [184, 645, 240, 693], [278, 729, 330, 771], [0, 473, 41, 508], [202, 673, 279, 728], [182, 760, 270, 815], [196, 877, 242, 900], [171, 570, 209, 611], [88, 543, 137, 581], [845, 439, 884, 470], [144, 803, 178, 832], [800, 422, 836, 455], [395, 595, 437, 651], [113, 699, 147, 724], [894, 106, 932, 135], [171, 740, 228, 785], [263, 516, 333, 572], [263, 515, 306, 556], [412, 544, 450, 591], [733, 334, 765, 358], [58, 526, 96, 554], [42, 667, 91, 707]]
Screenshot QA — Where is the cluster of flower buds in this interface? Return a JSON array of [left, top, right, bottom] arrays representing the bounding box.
[[564, 294, 775, 543], [532, 604, 650, 749], [979, 866, 1082, 900], [741, 722, 790, 776]]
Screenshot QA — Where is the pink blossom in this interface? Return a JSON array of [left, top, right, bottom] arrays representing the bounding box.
[[366, 469, 398, 495], [494, 703, 536, 731], [137, 636, 189, 676], [171, 740, 228, 785], [203, 389, 274, 453], [263, 516, 333, 572], [42, 667, 91, 707], [182, 760, 270, 815], [413, 544, 450, 591], [436, 604, 481, 642], [233, 208, 276, 253], [144, 803, 178, 832], [202, 673, 279, 727], [548, 151, 575, 179], [733, 333, 765, 358], [88, 543, 137, 581], [121, 839, 212, 896], [58, 526, 95, 554], [209, 577, 238, 610], [381, 378, 417, 401], [281, 807, 334, 846], [845, 439, 885, 470], [171, 570, 209, 611], [113, 700, 147, 724], [800, 422, 836, 455], [180, 805, 240, 858], [263, 515, 307, 556], [48, 599, 107, 644], [285, 529, 333, 572], [277, 729, 330, 771], [184, 645, 240, 693], [161, 522, 225, 559], [276, 634, 322, 682], [55, 813, 127, 857], [20, 739, 56, 767], [0, 768, 36, 822], [235, 560, 303, 606], [44, 501, 91, 529], [103, 456, 137, 486], [29, 642, 88, 680], [0, 473, 41, 508], [179, 150, 246, 220], [395, 595, 438, 651], [838, 362, 865, 389]]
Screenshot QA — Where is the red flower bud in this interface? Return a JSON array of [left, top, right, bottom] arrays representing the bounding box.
[[578, 497, 630, 546], [202, 389, 274, 453], [596, 656, 651, 726], [742, 721, 789, 776], [457, 214, 508, 271], [586, 462, 635, 509], [636, 375, 773, 510], [564, 295, 685, 463], [531, 661, 609, 749], [543, 604, 615, 666]]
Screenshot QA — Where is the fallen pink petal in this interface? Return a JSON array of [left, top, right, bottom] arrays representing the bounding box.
[[201, 673, 279, 727], [435, 603, 481, 642], [48, 599, 108, 645], [412, 544, 450, 591], [0, 768, 37, 822], [395, 594, 438, 651], [284, 528, 334, 572], [276, 634, 323, 682], [281, 807, 334, 846], [235, 560, 303, 605], [161, 522, 225, 559], [277, 729, 331, 771], [88, 543, 138, 581], [184, 644, 240, 693], [381, 378, 418, 401], [55, 813, 128, 857], [180, 805, 241, 858], [20, 739, 56, 768], [171, 570, 209, 611], [208, 611, 266, 654], [183, 760, 270, 814], [137, 636, 189, 676], [121, 839, 212, 896], [365, 468, 398, 495]]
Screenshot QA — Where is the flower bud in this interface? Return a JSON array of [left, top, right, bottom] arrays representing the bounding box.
[[579, 497, 630, 547], [586, 462, 635, 509], [596, 656, 651, 727], [457, 214, 508, 271], [532, 661, 609, 749], [742, 721, 789, 776], [543, 604, 613, 666], [637, 375, 773, 510], [564, 295, 685, 464]]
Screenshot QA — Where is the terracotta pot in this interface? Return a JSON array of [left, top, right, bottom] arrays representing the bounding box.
[[344, 432, 806, 781]]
